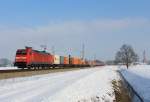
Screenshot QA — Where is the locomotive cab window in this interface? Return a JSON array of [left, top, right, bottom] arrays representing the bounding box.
[[16, 50, 27, 55]]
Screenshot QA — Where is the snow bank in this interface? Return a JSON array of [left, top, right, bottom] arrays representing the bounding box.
[[120, 65, 150, 102], [0, 66, 119, 102]]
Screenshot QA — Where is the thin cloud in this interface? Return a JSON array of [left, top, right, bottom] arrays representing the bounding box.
[[35, 18, 149, 35], [0, 18, 149, 60], [0, 18, 149, 46], [1, 18, 149, 36]]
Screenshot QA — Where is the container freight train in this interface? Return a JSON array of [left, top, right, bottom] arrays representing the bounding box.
[[14, 47, 91, 69]]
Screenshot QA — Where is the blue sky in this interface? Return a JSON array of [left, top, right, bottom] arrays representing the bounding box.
[[0, 0, 150, 26], [0, 0, 150, 61]]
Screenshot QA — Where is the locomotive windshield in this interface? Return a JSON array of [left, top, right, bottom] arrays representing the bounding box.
[[16, 50, 27, 55]]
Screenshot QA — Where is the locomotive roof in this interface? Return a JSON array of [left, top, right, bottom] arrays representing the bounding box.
[[17, 49, 51, 55], [33, 50, 51, 55]]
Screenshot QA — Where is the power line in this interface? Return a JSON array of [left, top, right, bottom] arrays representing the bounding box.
[[51, 46, 55, 55], [40, 45, 47, 51]]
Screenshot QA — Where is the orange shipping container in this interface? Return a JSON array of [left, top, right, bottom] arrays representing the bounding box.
[[78, 59, 82, 65], [64, 56, 69, 64], [71, 57, 79, 65]]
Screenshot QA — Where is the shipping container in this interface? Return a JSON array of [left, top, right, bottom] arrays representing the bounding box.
[[64, 56, 69, 64], [70, 57, 80, 65], [60, 56, 64, 64], [78, 59, 82, 65], [53, 55, 60, 64]]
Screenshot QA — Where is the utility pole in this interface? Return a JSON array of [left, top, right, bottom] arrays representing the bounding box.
[[94, 54, 96, 61], [81, 44, 85, 60], [143, 50, 147, 63]]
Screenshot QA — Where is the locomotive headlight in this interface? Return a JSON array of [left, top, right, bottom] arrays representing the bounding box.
[[16, 57, 27, 60]]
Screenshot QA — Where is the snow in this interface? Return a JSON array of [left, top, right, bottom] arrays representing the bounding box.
[[0, 66, 119, 102], [120, 65, 150, 102], [0, 67, 18, 70]]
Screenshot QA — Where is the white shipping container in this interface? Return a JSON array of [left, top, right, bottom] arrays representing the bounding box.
[[54, 55, 60, 64]]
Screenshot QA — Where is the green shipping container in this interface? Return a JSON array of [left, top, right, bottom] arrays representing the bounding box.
[[60, 56, 64, 64]]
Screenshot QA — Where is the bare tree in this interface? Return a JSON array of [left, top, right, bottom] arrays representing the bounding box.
[[115, 44, 139, 68]]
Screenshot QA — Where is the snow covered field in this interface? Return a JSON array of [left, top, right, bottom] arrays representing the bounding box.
[[0, 66, 119, 102], [120, 65, 150, 102]]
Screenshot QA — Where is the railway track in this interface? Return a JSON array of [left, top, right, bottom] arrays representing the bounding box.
[[0, 67, 87, 80], [0, 68, 74, 73], [0, 69, 30, 73]]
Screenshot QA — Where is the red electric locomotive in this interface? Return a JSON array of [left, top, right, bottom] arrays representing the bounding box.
[[14, 47, 53, 68]]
